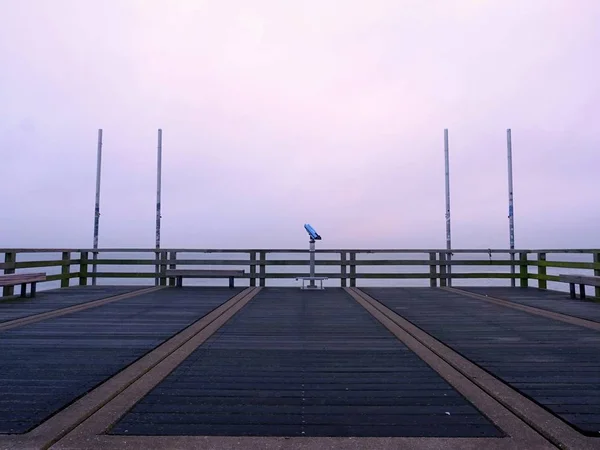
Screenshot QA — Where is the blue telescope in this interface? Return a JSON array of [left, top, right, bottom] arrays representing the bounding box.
[[304, 224, 322, 240]]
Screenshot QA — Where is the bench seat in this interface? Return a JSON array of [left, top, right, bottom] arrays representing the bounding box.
[[165, 269, 245, 288], [0, 273, 47, 298], [558, 274, 600, 300]]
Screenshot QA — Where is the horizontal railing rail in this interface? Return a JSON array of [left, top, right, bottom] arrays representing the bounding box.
[[1, 248, 599, 298]]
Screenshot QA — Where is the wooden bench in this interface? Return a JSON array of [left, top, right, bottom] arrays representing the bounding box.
[[296, 276, 328, 290], [0, 273, 47, 298], [165, 269, 245, 288], [559, 274, 600, 300]]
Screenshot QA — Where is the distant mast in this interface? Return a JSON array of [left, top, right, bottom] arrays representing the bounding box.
[[92, 129, 103, 286], [156, 129, 163, 250], [444, 129, 452, 287], [507, 128, 516, 287]]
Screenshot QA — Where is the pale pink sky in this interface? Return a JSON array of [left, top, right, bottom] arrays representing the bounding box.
[[1, 0, 598, 249]]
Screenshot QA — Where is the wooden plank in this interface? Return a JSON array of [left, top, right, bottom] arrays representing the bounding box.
[[159, 251, 167, 287], [9, 259, 80, 269], [0, 247, 598, 254], [527, 273, 560, 282], [249, 252, 256, 287], [0, 273, 47, 286], [537, 253, 547, 289], [533, 260, 600, 270], [80, 252, 88, 286], [595, 253, 600, 298], [61, 252, 71, 288], [2, 252, 16, 297], [519, 252, 528, 288], [340, 252, 347, 288], [439, 252, 447, 287], [349, 252, 356, 288], [165, 270, 244, 277], [92, 273, 157, 279], [5, 257, 597, 269], [558, 274, 600, 287], [429, 252, 437, 287], [259, 251, 266, 287], [168, 251, 177, 287]]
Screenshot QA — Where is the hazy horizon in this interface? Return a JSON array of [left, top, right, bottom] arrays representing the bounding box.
[[1, 1, 599, 250]]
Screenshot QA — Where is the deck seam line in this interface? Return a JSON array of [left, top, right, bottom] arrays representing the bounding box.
[[443, 287, 600, 332], [349, 287, 592, 450], [0, 286, 165, 332], [45, 287, 261, 450]]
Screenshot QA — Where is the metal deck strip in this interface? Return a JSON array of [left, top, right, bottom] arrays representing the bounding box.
[[0, 287, 249, 449], [0, 286, 164, 332], [49, 287, 261, 450], [455, 286, 600, 324], [359, 287, 598, 448], [110, 288, 503, 438], [0, 286, 150, 323]]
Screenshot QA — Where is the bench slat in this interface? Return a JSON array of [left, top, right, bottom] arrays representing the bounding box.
[[559, 274, 600, 287], [165, 270, 244, 277], [0, 273, 47, 286]]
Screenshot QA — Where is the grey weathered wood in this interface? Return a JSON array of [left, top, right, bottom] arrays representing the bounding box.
[[165, 269, 245, 288], [559, 274, 600, 300], [259, 251, 266, 287], [0, 272, 46, 298], [558, 274, 600, 287], [165, 269, 244, 276], [79, 252, 89, 286], [168, 251, 177, 287], [595, 253, 600, 298], [154, 251, 160, 287], [537, 253, 547, 289], [349, 252, 356, 288], [159, 251, 167, 287], [439, 252, 447, 287], [61, 252, 70, 288], [2, 252, 16, 297], [519, 252, 528, 288], [249, 252, 256, 287], [0, 273, 47, 285], [429, 252, 437, 287], [340, 252, 347, 288]]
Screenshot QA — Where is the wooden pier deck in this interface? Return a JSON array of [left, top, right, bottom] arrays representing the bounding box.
[[1, 286, 599, 449]]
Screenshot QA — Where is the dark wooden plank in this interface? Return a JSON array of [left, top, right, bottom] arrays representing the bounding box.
[[165, 269, 244, 277], [559, 274, 600, 287], [458, 287, 600, 323], [111, 288, 502, 438], [0, 286, 146, 323], [364, 287, 600, 435], [0, 287, 243, 434], [0, 273, 46, 287]]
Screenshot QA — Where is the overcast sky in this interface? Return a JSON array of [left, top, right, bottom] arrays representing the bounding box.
[[1, 0, 598, 250]]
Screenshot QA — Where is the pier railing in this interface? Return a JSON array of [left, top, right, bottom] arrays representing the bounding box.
[[1, 248, 599, 298]]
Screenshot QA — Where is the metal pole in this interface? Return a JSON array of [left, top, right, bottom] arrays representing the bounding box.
[[156, 129, 163, 249], [155, 129, 163, 286], [507, 128, 516, 287], [309, 239, 316, 288], [444, 129, 452, 287], [92, 129, 103, 286]]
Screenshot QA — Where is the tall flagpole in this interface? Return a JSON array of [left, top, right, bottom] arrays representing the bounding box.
[[444, 129, 452, 287], [92, 129, 103, 286], [507, 128, 516, 287], [156, 129, 163, 250], [155, 129, 163, 286]]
